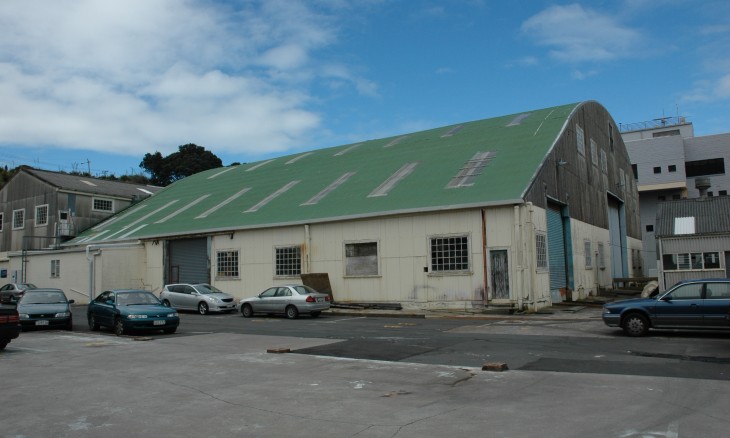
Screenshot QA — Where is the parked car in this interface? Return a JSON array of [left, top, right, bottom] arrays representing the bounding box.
[[16, 288, 74, 331], [160, 283, 236, 315], [0, 283, 37, 304], [87, 289, 179, 336], [0, 304, 21, 350], [602, 278, 730, 336], [237, 285, 331, 319]]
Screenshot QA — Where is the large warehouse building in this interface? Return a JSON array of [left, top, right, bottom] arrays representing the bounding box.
[[1, 101, 641, 311]]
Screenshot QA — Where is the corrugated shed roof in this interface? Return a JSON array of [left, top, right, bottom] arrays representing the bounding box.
[[656, 196, 730, 237], [25, 168, 162, 199], [67, 102, 582, 245]]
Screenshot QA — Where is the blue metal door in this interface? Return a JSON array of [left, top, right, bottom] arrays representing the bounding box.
[[547, 204, 566, 303]]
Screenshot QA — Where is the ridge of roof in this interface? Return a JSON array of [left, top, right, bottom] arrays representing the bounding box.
[[23, 167, 162, 198]]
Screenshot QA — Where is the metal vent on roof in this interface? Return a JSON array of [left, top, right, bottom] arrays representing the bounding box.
[[384, 135, 408, 148], [245, 181, 300, 213], [674, 217, 695, 235], [334, 143, 362, 156], [196, 187, 251, 219], [286, 152, 314, 164], [507, 113, 531, 127], [302, 172, 356, 206], [246, 159, 276, 172], [156, 194, 211, 223], [446, 151, 496, 188], [368, 162, 419, 197], [441, 125, 464, 138]]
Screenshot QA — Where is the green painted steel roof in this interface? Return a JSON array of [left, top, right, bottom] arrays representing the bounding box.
[[70, 102, 581, 244]]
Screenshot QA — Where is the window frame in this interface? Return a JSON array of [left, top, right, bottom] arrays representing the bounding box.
[[275, 245, 302, 278], [344, 240, 380, 277], [429, 234, 471, 275], [92, 197, 114, 212], [12, 209, 25, 230], [215, 249, 240, 279], [584, 240, 593, 269], [662, 251, 722, 271], [51, 259, 60, 278], [535, 232, 548, 272], [575, 124, 585, 156], [0, 212, 3, 232], [35, 204, 49, 227]]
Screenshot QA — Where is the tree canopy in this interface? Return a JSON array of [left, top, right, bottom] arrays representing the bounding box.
[[140, 143, 223, 186]]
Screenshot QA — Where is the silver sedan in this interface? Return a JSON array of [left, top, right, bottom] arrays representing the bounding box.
[[160, 283, 237, 315], [237, 285, 331, 319]]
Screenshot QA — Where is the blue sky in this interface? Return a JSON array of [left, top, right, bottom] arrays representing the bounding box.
[[1, 0, 729, 177]]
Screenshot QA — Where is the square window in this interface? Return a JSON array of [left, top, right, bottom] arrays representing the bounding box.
[[704, 252, 720, 269], [653, 166, 661, 174], [216, 250, 239, 278], [36, 205, 49, 226], [12, 209, 25, 230], [430, 236, 469, 272], [93, 198, 113, 212], [645, 224, 654, 232], [668, 165, 677, 172], [663, 254, 677, 270], [345, 242, 379, 276], [720, 190, 727, 196], [275, 246, 301, 277]]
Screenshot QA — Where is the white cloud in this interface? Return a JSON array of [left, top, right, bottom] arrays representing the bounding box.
[[521, 4, 642, 63], [0, 0, 372, 158], [682, 75, 730, 102]]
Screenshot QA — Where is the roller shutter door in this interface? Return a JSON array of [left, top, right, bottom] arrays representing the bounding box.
[[547, 204, 566, 303], [168, 238, 208, 284]]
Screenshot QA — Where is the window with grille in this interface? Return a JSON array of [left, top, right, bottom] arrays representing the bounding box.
[[430, 235, 469, 272], [584, 240, 593, 269], [93, 198, 113, 212], [535, 232, 548, 270], [36, 205, 49, 226], [662, 252, 720, 271], [12, 209, 24, 229], [590, 138, 598, 165], [597, 242, 605, 269], [576, 124, 585, 156], [276, 246, 301, 277], [51, 260, 60, 278], [345, 242, 379, 276], [600, 150, 608, 173], [216, 250, 239, 278]]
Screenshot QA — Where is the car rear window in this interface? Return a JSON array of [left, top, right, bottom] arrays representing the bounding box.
[[292, 285, 317, 295]]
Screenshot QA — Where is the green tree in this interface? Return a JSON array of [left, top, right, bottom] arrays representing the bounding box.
[[140, 144, 222, 186]]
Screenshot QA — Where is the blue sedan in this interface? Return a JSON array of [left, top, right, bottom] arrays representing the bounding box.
[[87, 289, 179, 336], [602, 279, 730, 336]]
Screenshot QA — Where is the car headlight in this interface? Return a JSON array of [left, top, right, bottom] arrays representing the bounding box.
[[167, 312, 178, 318], [127, 314, 148, 319], [54, 312, 71, 318], [19, 313, 29, 319]]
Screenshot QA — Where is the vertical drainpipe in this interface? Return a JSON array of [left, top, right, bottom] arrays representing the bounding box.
[[481, 209, 489, 306], [86, 242, 143, 301], [304, 224, 311, 274], [514, 205, 523, 311], [526, 202, 536, 311]]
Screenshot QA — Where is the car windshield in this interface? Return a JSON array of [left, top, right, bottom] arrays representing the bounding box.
[[195, 284, 223, 294], [292, 285, 318, 295], [116, 292, 160, 306], [20, 291, 67, 304]]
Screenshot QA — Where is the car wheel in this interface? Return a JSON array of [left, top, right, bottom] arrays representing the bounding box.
[[0, 339, 8, 350], [622, 313, 649, 337], [198, 302, 209, 315], [162, 299, 171, 307], [285, 305, 299, 319], [164, 327, 177, 334], [242, 304, 253, 318], [311, 311, 321, 318], [88, 315, 100, 331], [114, 318, 125, 336]]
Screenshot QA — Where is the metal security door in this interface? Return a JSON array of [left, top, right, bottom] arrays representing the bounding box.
[[490, 249, 510, 299], [547, 204, 566, 304], [168, 238, 209, 284]]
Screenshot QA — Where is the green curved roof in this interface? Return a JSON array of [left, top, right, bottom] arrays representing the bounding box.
[[70, 102, 581, 244]]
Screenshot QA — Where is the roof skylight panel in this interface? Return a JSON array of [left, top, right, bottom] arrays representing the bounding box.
[[506, 113, 531, 127], [156, 195, 211, 223], [368, 162, 419, 197], [208, 167, 236, 179], [446, 151, 496, 188], [286, 152, 314, 164], [246, 159, 276, 172], [384, 135, 408, 148], [302, 172, 356, 206], [245, 181, 300, 213], [196, 187, 251, 219], [441, 125, 464, 137], [334, 143, 362, 156], [124, 200, 179, 229]]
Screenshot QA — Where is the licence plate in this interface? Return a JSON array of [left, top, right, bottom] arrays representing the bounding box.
[[316, 297, 323, 302], [153, 320, 165, 326], [36, 320, 49, 326]]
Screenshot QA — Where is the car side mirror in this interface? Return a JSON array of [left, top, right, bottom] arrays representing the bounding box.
[[660, 295, 672, 302]]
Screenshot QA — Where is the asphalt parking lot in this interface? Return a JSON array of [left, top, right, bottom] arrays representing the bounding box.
[[2, 323, 730, 437]]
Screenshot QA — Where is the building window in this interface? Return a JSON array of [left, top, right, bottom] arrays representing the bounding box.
[[600, 149, 608, 173], [658, 196, 666, 201], [652, 129, 680, 138], [575, 124, 585, 156], [430, 235, 469, 272], [216, 250, 239, 278], [653, 166, 661, 174], [36, 205, 49, 226], [609, 123, 614, 151], [668, 165, 677, 172], [12, 209, 25, 230], [0, 212, 3, 232], [685, 158, 725, 177], [663, 252, 721, 271], [672, 194, 681, 200], [631, 164, 638, 179], [51, 260, 60, 278], [345, 241, 379, 276], [590, 139, 598, 165], [646, 224, 654, 232], [597, 242, 605, 269], [535, 232, 548, 271], [93, 198, 114, 212], [275, 246, 301, 277], [584, 240, 592, 269], [720, 190, 727, 196]]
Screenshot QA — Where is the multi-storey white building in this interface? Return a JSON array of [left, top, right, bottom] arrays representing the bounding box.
[[622, 117, 730, 276]]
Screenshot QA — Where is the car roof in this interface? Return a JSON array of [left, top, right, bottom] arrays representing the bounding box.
[[24, 288, 64, 293]]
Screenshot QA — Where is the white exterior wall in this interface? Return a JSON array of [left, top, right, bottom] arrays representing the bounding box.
[[569, 219, 610, 299]]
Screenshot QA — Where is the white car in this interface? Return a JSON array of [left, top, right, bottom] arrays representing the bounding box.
[[237, 285, 331, 319], [160, 284, 236, 315]]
